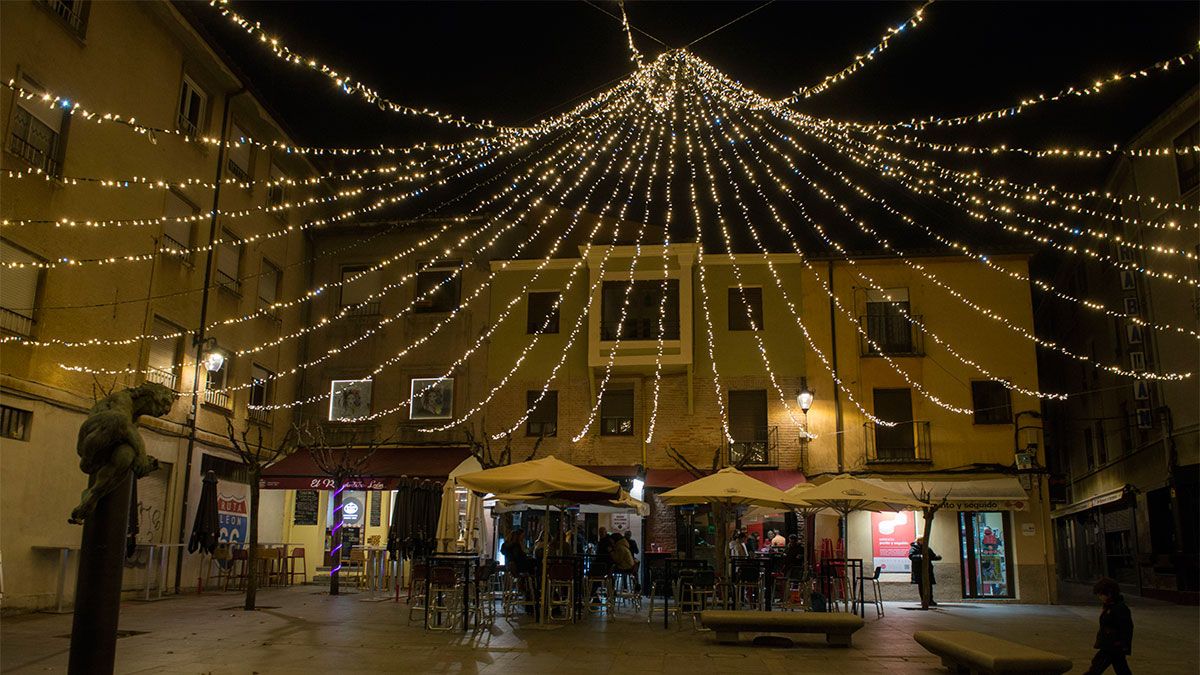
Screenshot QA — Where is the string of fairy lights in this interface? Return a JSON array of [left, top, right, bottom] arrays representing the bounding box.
[[4, 3, 1197, 441]]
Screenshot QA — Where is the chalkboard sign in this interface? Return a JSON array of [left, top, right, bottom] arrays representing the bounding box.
[[342, 526, 362, 558], [293, 490, 319, 526], [370, 491, 381, 527]]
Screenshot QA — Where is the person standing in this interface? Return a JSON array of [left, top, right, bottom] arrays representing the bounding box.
[[729, 531, 749, 558], [907, 537, 942, 606], [596, 526, 614, 563], [1084, 577, 1133, 675], [623, 530, 639, 557]]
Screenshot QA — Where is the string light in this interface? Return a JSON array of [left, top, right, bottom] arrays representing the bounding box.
[[773, 0, 932, 103], [618, 0, 644, 67], [861, 129, 1200, 160]]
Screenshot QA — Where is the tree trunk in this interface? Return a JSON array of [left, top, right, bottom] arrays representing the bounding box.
[[713, 502, 730, 580], [330, 480, 343, 596], [244, 470, 261, 611], [919, 507, 936, 610]]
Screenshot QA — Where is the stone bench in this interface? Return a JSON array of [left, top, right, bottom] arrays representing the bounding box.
[[914, 630, 1072, 674], [699, 610, 864, 646]]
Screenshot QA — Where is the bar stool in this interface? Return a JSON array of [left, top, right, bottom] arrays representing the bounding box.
[[257, 546, 283, 587], [867, 566, 884, 618], [645, 563, 678, 625], [426, 566, 461, 631], [733, 563, 762, 610], [502, 569, 538, 619], [285, 547, 308, 585], [678, 568, 717, 629], [473, 560, 498, 624], [585, 560, 613, 615], [406, 563, 429, 622], [345, 548, 367, 588], [228, 547, 249, 590], [546, 562, 576, 623], [204, 544, 233, 592], [612, 570, 641, 612]]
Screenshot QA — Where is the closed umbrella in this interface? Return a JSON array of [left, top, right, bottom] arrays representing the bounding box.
[[435, 480, 459, 552], [187, 471, 220, 554]]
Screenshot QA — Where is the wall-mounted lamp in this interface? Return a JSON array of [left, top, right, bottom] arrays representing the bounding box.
[[197, 337, 228, 373], [797, 377, 814, 414]]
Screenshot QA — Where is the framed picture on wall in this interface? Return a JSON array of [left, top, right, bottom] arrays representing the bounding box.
[[409, 377, 453, 420], [329, 379, 372, 421]]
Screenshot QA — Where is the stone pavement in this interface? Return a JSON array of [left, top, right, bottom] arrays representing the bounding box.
[[1, 586, 1196, 674]]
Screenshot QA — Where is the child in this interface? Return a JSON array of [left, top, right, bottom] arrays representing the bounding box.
[[1085, 577, 1133, 675]]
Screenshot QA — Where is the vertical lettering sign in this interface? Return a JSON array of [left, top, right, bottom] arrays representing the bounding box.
[[370, 491, 381, 527], [871, 511, 916, 573]]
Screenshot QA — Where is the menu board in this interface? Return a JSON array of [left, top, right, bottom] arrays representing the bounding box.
[[370, 491, 381, 527], [293, 490, 319, 526], [342, 526, 362, 558]]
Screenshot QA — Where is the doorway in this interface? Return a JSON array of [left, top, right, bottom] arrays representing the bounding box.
[[958, 511, 1015, 598]]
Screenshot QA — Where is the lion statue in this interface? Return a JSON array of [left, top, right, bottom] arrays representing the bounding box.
[[69, 382, 175, 524]]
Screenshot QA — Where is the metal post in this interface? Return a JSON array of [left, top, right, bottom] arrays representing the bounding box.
[[68, 472, 133, 675], [173, 87, 244, 593], [828, 261, 846, 544]]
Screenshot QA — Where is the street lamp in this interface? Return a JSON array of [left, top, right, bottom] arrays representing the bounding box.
[[797, 377, 814, 414], [199, 338, 228, 373]]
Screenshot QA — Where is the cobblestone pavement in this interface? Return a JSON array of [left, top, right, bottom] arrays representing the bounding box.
[[2, 586, 1196, 674]]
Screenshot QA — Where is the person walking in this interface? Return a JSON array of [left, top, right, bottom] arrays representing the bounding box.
[[907, 537, 942, 606], [1083, 577, 1134, 675]]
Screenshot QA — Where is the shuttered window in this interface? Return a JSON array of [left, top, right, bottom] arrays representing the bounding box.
[[267, 161, 286, 207], [227, 122, 252, 181], [146, 317, 182, 390], [600, 388, 634, 436], [0, 240, 41, 336], [216, 229, 241, 293], [9, 74, 64, 175], [258, 259, 280, 307], [162, 190, 196, 261], [340, 264, 383, 314]]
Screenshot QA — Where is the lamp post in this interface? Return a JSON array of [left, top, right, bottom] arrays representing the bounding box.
[[797, 377, 815, 470]]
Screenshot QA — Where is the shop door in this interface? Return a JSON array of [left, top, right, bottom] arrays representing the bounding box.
[[958, 511, 1015, 598]]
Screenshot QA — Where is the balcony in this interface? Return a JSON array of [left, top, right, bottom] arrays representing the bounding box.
[[227, 159, 251, 183], [161, 233, 194, 265], [247, 406, 272, 425], [177, 113, 199, 140], [217, 269, 240, 295], [864, 420, 932, 464], [860, 314, 924, 356], [600, 319, 680, 341], [39, 0, 85, 36], [145, 366, 178, 390], [8, 133, 60, 177], [203, 388, 231, 410], [342, 301, 381, 318], [1, 307, 34, 337], [725, 426, 779, 467]]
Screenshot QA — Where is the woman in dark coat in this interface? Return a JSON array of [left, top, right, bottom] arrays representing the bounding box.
[[1084, 577, 1133, 674], [908, 537, 942, 605]]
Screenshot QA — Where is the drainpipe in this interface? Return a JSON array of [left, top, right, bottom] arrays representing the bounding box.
[[173, 86, 246, 593], [828, 261, 846, 545]]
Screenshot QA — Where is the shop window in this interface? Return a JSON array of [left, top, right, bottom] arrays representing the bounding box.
[[414, 261, 461, 313], [526, 390, 557, 437], [146, 317, 183, 390], [600, 279, 679, 340], [600, 387, 634, 436], [162, 190, 198, 264], [7, 74, 65, 176], [1, 405, 32, 441], [0, 239, 43, 337], [971, 380, 1012, 425], [227, 122, 252, 182], [177, 75, 207, 139], [340, 264, 382, 316], [958, 511, 1015, 598], [248, 364, 273, 424], [1175, 122, 1199, 195], [728, 287, 763, 331], [526, 291, 560, 334], [216, 229, 242, 294]]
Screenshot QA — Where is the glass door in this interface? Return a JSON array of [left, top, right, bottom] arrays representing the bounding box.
[[958, 511, 1015, 598]]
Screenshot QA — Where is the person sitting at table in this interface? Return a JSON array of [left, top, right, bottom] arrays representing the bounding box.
[[596, 527, 614, 564], [610, 532, 640, 592], [747, 531, 761, 553], [502, 528, 536, 615], [784, 534, 805, 574], [729, 531, 749, 558], [770, 530, 787, 548]]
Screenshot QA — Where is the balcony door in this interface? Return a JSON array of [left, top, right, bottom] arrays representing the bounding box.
[[866, 288, 913, 354], [873, 388, 915, 460], [729, 389, 768, 465]]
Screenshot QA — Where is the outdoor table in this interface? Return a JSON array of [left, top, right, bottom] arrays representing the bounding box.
[[818, 558, 866, 618], [138, 542, 184, 601], [424, 552, 479, 632], [641, 551, 670, 596], [31, 545, 80, 613], [660, 557, 708, 628], [363, 546, 393, 593], [731, 556, 780, 611]]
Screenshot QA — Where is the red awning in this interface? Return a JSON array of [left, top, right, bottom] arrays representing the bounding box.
[[645, 468, 806, 490], [260, 446, 471, 490]]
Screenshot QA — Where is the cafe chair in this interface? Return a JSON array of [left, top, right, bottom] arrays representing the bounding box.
[[546, 562, 576, 623], [733, 563, 763, 611], [473, 560, 499, 625], [228, 547, 249, 591], [868, 566, 884, 618], [679, 568, 718, 630], [204, 544, 234, 592], [345, 548, 367, 588], [406, 563, 429, 621], [425, 566, 462, 631], [645, 562, 678, 626], [585, 560, 613, 616], [285, 547, 307, 585], [257, 546, 283, 587], [501, 568, 538, 620], [612, 569, 641, 613]]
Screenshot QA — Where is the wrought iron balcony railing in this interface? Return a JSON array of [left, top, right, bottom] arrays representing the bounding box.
[[864, 420, 932, 463], [726, 426, 779, 467], [600, 319, 680, 341], [860, 314, 924, 356]]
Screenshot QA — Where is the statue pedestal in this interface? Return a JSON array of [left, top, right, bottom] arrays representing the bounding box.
[[68, 471, 132, 675]]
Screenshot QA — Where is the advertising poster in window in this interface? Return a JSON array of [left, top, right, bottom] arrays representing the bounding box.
[[872, 511, 915, 573], [329, 379, 371, 420], [409, 377, 453, 420]]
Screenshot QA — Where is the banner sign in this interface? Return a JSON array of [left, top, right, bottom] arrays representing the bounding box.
[[217, 490, 249, 545], [871, 511, 915, 573]]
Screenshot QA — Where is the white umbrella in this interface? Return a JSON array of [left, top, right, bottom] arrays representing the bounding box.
[[434, 480, 459, 553]]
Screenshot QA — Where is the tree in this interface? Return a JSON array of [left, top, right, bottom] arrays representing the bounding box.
[[665, 443, 755, 580], [225, 419, 297, 611], [908, 483, 951, 610], [462, 421, 543, 469], [298, 424, 391, 596]]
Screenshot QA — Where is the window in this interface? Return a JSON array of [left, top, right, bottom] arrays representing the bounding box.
[[146, 317, 183, 390], [177, 75, 207, 139], [600, 279, 680, 340], [8, 75, 64, 175], [1083, 427, 1095, 471], [216, 229, 241, 293], [526, 390, 558, 437], [871, 388, 916, 460], [227, 122, 252, 182], [728, 389, 770, 464], [267, 161, 286, 208], [971, 381, 1012, 425], [1175, 122, 1199, 195], [527, 292, 560, 334], [1, 405, 32, 441], [865, 288, 915, 355], [0, 239, 42, 336], [38, 0, 89, 37], [340, 264, 382, 315], [162, 190, 197, 263], [203, 360, 231, 410], [728, 287, 763, 331], [1095, 420, 1108, 465], [258, 259, 281, 313], [599, 387, 634, 436], [414, 260, 462, 313], [248, 365, 274, 424]]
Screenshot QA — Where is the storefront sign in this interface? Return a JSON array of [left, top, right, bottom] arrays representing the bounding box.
[[293, 490, 319, 526], [342, 497, 363, 525], [946, 500, 1028, 512], [611, 513, 630, 532], [217, 491, 248, 545], [871, 511, 915, 573], [370, 491, 381, 527]]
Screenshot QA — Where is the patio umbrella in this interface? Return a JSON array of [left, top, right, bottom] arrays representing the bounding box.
[[435, 480, 459, 552], [659, 467, 811, 510], [744, 483, 824, 520], [187, 471, 220, 555], [795, 474, 926, 517]]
